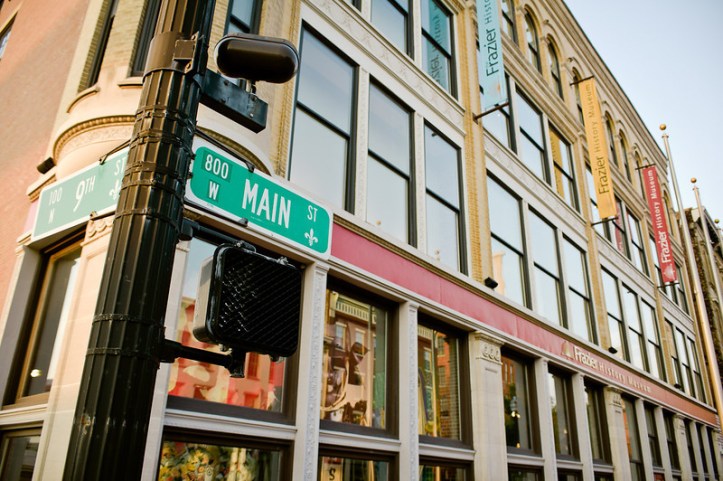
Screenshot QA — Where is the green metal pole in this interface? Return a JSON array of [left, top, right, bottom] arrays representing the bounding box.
[[63, 0, 215, 479]]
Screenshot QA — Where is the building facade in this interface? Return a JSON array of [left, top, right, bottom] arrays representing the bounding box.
[[0, 0, 721, 480]]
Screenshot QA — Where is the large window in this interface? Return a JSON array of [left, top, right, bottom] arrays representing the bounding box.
[[481, 75, 512, 149], [515, 91, 546, 180], [548, 371, 575, 458], [0, 430, 40, 481], [623, 398, 644, 481], [290, 29, 356, 210], [530, 213, 562, 326], [523, 13, 540, 71], [158, 438, 285, 480], [549, 126, 579, 211], [687, 338, 705, 402], [664, 412, 680, 471], [640, 300, 664, 380], [130, 0, 161, 76], [563, 239, 593, 342], [226, 0, 261, 34], [674, 328, 695, 397], [685, 421, 699, 478], [619, 133, 633, 183], [371, 0, 409, 54], [488, 177, 527, 306], [424, 125, 464, 272], [605, 116, 618, 167], [421, 0, 454, 93], [367, 84, 413, 243], [320, 453, 391, 481], [420, 463, 467, 480], [622, 286, 646, 371], [584, 384, 610, 466], [644, 405, 662, 467], [502, 353, 536, 453], [321, 287, 390, 430], [500, 0, 516, 41], [7, 240, 81, 404], [547, 42, 563, 98], [417, 322, 462, 440], [167, 238, 288, 413], [627, 212, 647, 275], [83, 0, 119, 89], [601, 270, 626, 360]]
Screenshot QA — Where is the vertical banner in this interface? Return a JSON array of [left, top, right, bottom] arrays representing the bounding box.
[[477, 0, 507, 110], [642, 166, 677, 283], [579, 78, 616, 219]]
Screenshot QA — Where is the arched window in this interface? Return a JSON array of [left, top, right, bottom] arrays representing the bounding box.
[[619, 132, 632, 182], [572, 70, 584, 124], [524, 13, 540, 71], [605, 116, 618, 166], [547, 42, 563, 98], [500, 0, 516, 42]]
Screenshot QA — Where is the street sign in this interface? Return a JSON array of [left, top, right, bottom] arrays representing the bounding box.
[[186, 141, 332, 257], [32, 148, 128, 241]]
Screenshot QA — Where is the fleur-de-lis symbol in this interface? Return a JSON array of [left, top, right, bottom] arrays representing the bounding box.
[[109, 179, 121, 199], [305, 228, 318, 247]]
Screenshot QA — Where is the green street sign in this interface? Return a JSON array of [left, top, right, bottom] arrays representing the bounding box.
[[186, 143, 332, 257], [32, 148, 128, 241]]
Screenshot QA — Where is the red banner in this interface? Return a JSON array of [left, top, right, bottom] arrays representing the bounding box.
[[643, 166, 677, 283]]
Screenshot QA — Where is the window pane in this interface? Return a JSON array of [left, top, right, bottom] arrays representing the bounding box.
[[488, 179, 523, 251], [535, 267, 562, 325], [22, 245, 81, 397], [367, 157, 408, 242], [369, 85, 411, 174], [484, 105, 511, 147], [550, 127, 578, 210], [423, 40, 450, 90], [417, 325, 461, 439], [159, 440, 282, 480], [549, 373, 574, 456], [321, 290, 389, 428], [421, 0, 451, 51], [426, 194, 460, 269], [491, 238, 526, 306], [372, 0, 407, 52], [585, 385, 608, 462], [0, 434, 40, 481], [297, 31, 354, 132], [516, 94, 543, 144], [519, 135, 545, 178], [168, 239, 286, 410], [320, 456, 390, 480], [509, 467, 541, 481], [568, 292, 591, 341], [424, 127, 459, 206], [529, 214, 558, 275], [230, 0, 255, 30], [563, 241, 586, 294], [502, 355, 534, 451], [290, 109, 348, 209], [420, 465, 467, 480], [601, 271, 621, 319]]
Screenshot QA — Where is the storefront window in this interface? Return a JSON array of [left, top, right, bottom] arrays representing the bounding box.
[[548, 372, 575, 457], [509, 467, 541, 481], [623, 398, 643, 481], [585, 384, 610, 464], [502, 354, 535, 452], [0, 432, 40, 481], [321, 289, 389, 429], [417, 324, 460, 439], [158, 440, 282, 480], [13, 241, 81, 402], [319, 455, 389, 481], [167, 238, 286, 411], [419, 464, 467, 480]]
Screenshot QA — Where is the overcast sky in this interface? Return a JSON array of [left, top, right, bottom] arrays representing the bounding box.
[[563, 0, 723, 224]]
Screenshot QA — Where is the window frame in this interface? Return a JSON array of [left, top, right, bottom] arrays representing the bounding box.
[[548, 369, 578, 460], [130, 0, 162, 76], [547, 41, 563, 98], [523, 12, 540, 72], [514, 89, 548, 182], [5, 234, 83, 407], [420, 0, 456, 95], [500, 0, 516, 42], [549, 124, 579, 211], [289, 26, 358, 212], [371, 0, 411, 56], [501, 350, 539, 455]]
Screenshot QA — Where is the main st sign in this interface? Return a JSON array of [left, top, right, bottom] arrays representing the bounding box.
[[186, 141, 332, 257], [33, 141, 332, 258]]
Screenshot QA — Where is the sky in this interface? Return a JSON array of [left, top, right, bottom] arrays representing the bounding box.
[[563, 0, 723, 224]]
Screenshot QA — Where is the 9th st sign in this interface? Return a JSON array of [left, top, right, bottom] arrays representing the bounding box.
[[186, 142, 332, 257]]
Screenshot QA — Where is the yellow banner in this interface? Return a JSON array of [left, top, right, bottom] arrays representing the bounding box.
[[580, 78, 616, 219]]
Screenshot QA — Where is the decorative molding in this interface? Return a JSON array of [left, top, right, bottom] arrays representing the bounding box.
[[473, 331, 503, 364], [54, 116, 135, 161], [85, 215, 115, 242]]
